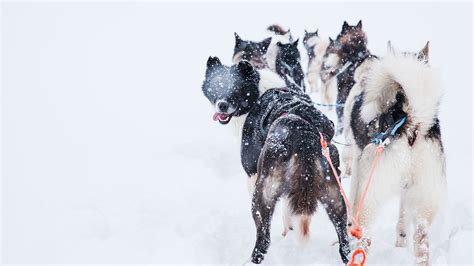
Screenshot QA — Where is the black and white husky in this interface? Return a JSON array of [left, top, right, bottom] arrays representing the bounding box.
[[303, 29, 329, 94], [232, 32, 272, 69], [202, 57, 350, 264], [232, 27, 305, 92], [232, 25, 292, 71], [343, 42, 446, 265]]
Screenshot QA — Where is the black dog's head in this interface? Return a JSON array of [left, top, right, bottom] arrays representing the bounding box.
[[276, 39, 300, 66], [232, 33, 272, 69], [202, 57, 260, 125]]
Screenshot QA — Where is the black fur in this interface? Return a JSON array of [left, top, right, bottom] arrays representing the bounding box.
[[350, 91, 408, 150], [350, 92, 371, 150], [202, 58, 350, 264], [275, 40, 306, 91], [426, 119, 443, 151]]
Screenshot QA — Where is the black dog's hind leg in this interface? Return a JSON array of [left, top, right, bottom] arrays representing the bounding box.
[[249, 138, 286, 264], [250, 182, 278, 264], [318, 160, 351, 263]]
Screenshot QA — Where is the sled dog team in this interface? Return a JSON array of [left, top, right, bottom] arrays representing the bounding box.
[[201, 21, 445, 265]]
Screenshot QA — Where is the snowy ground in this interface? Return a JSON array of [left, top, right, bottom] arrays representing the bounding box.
[[2, 2, 473, 265]]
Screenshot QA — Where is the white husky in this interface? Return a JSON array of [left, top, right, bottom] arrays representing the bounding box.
[[343, 42, 446, 265]]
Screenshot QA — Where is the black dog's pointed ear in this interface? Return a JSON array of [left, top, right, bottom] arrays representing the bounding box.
[[342, 21, 350, 32], [315, 29, 319, 36], [260, 37, 272, 52], [304, 29, 308, 35], [329, 37, 334, 43], [237, 60, 254, 76], [234, 32, 242, 46], [357, 20, 363, 29], [207, 56, 221, 69]]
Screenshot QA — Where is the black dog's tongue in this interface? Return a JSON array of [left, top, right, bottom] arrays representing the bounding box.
[[212, 112, 229, 122]]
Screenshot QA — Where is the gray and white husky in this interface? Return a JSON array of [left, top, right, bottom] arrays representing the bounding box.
[[342, 42, 446, 266], [303, 29, 329, 94]]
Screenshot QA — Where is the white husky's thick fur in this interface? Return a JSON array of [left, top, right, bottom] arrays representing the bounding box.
[[343, 46, 446, 265]]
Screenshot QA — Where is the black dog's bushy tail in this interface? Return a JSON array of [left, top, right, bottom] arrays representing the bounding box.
[[272, 115, 322, 243]]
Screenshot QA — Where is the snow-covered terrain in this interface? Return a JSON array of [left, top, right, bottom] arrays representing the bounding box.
[[2, 2, 472, 264]]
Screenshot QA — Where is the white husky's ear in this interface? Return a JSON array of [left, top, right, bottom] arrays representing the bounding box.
[[387, 40, 396, 55], [417, 41, 430, 64]]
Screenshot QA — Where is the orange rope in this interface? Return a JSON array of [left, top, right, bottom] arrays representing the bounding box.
[[319, 132, 385, 266], [347, 248, 367, 266], [319, 133, 353, 215], [354, 146, 384, 224]]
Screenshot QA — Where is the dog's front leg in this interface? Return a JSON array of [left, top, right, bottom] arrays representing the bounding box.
[[352, 180, 381, 257], [396, 194, 408, 247]]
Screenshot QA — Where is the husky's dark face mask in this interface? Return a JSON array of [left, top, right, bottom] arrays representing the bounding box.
[[202, 57, 259, 124], [276, 39, 301, 66], [232, 33, 272, 69]]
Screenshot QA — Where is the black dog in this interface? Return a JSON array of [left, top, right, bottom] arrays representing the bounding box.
[[202, 57, 350, 264], [275, 39, 306, 91]]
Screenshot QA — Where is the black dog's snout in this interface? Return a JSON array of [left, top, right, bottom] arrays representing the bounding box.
[[217, 101, 229, 112]]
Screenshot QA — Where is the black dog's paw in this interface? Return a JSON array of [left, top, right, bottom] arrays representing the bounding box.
[[251, 254, 264, 264], [251, 249, 265, 264], [340, 245, 351, 264]]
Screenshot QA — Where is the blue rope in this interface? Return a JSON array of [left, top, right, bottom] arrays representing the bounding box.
[[314, 102, 345, 108], [370, 116, 407, 144], [390, 116, 407, 136]]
